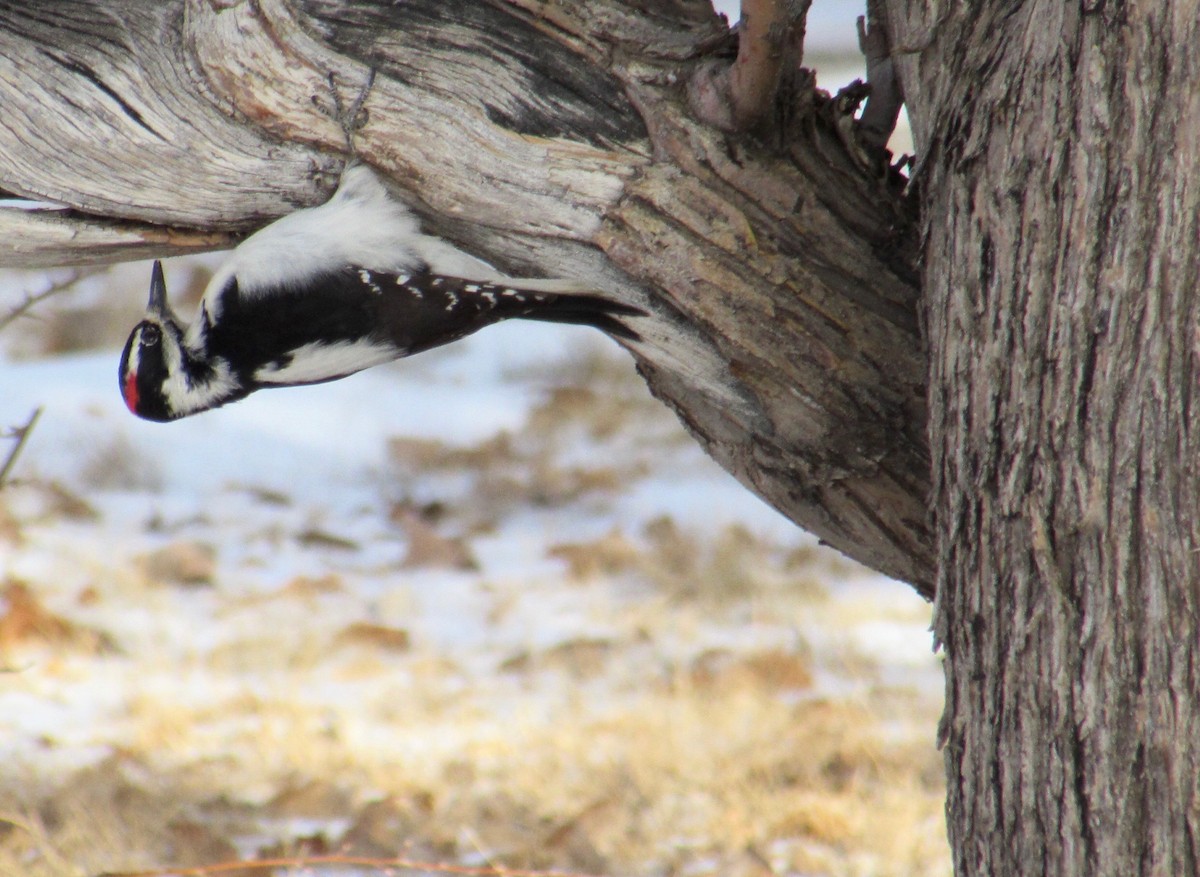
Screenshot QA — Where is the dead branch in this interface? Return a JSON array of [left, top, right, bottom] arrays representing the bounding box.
[[688, 0, 812, 132], [856, 0, 904, 152], [0, 208, 236, 269], [729, 0, 796, 129], [0, 0, 931, 592]]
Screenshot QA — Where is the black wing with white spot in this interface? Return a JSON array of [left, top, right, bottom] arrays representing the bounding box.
[[367, 267, 645, 354]]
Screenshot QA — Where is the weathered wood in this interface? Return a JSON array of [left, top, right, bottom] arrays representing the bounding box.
[[0, 2, 331, 227], [0, 207, 234, 268], [888, 0, 1200, 872], [0, 0, 932, 593]]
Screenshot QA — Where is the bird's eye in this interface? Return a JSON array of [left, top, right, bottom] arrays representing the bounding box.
[[141, 325, 161, 346]]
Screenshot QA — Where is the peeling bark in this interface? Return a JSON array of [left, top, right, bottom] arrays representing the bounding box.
[[0, 0, 932, 593]]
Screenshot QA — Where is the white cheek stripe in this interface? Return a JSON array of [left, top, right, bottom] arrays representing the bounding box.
[[161, 355, 240, 417], [254, 340, 396, 385]]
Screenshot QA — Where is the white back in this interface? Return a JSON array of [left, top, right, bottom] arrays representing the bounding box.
[[200, 164, 499, 306], [201, 165, 423, 301]]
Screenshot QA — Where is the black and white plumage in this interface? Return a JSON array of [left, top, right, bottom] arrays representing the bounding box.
[[119, 164, 644, 422]]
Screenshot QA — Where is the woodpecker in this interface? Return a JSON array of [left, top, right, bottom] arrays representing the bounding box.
[[119, 164, 644, 422]]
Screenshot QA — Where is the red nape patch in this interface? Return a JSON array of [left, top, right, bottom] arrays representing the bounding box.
[[122, 373, 140, 414]]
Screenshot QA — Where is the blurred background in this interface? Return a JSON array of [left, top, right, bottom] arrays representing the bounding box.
[[0, 3, 944, 876]]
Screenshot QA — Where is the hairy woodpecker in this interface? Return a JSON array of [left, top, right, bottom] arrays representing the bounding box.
[[119, 164, 644, 422]]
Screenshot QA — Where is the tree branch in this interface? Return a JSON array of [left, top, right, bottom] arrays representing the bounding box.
[[0, 208, 234, 269], [0, 2, 336, 228], [0, 0, 932, 593]]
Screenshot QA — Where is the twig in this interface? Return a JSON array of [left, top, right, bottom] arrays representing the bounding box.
[[856, 0, 904, 152], [0, 267, 104, 334], [98, 853, 603, 877], [688, 0, 811, 133], [0, 407, 42, 489], [728, 0, 792, 130]]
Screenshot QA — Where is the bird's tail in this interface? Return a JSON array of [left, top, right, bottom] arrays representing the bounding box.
[[485, 278, 646, 341], [517, 292, 645, 341]]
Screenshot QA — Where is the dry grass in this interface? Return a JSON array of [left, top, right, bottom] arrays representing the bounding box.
[[1, 659, 946, 877], [0, 540, 947, 877]]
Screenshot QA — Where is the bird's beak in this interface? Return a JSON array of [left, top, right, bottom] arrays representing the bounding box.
[[147, 260, 169, 316]]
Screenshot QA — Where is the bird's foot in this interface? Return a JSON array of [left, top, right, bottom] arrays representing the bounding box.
[[313, 68, 377, 155]]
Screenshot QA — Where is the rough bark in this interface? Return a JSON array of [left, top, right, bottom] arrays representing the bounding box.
[[0, 0, 932, 592], [886, 0, 1200, 873]]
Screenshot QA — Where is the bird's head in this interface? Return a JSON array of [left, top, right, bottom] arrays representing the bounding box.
[[119, 261, 242, 422]]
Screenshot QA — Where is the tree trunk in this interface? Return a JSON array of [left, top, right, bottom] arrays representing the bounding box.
[[887, 0, 1200, 873], [0, 0, 933, 592]]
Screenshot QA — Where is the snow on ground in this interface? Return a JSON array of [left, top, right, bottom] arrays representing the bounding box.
[[0, 280, 946, 875]]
